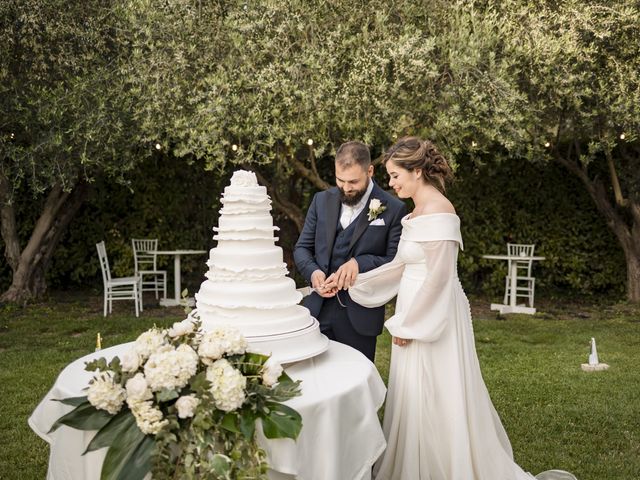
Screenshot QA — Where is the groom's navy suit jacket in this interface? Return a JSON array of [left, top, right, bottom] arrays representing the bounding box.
[[294, 182, 407, 337]]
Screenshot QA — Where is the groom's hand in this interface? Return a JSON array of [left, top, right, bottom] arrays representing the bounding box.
[[311, 270, 335, 298], [334, 258, 359, 290]]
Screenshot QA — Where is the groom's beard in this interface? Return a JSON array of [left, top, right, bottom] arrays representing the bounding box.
[[339, 179, 370, 206]]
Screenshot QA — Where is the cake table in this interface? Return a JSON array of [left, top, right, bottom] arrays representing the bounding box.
[[29, 340, 387, 480]]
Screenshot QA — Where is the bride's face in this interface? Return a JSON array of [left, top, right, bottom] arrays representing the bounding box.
[[386, 160, 422, 199]]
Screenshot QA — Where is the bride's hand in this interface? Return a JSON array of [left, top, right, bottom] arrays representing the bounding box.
[[333, 258, 359, 290], [393, 337, 411, 347]]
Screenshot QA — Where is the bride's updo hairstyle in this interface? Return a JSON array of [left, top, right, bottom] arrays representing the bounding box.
[[384, 136, 453, 192]]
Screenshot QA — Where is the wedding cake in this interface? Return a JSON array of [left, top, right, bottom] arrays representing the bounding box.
[[193, 170, 329, 363]]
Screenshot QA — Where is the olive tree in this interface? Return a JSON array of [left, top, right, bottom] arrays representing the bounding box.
[[0, 0, 146, 302]]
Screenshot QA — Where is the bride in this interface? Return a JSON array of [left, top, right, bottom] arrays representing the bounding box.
[[326, 137, 576, 480]]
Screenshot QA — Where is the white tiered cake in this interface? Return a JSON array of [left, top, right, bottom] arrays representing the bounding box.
[[194, 170, 329, 363]]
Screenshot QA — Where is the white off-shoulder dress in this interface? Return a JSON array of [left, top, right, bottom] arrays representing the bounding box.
[[350, 214, 576, 480]]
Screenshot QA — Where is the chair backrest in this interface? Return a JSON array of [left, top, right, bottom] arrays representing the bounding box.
[[132, 238, 159, 273], [96, 241, 111, 284], [507, 243, 535, 277]]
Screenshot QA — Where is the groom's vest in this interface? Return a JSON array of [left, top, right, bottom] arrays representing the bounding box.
[[329, 216, 358, 274]]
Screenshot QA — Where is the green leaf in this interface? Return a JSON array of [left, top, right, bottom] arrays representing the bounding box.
[[260, 402, 302, 440], [100, 415, 148, 480], [156, 388, 179, 402], [84, 410, 135, 453], [49, 401, 113, 434], [210, 454, 232, 476], [239, 408, 257, 439], [221, 412, 240, 433], [52, 395, 88, 407], [85, 358, 109, 372]]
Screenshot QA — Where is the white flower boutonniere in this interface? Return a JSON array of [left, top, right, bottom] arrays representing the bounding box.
[[367, 198, 386, 221]]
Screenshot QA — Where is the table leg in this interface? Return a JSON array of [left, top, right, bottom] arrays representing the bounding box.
[[510, 261, 517, 308], [160, 255, 183, 307], [174, 254, 182, 303]]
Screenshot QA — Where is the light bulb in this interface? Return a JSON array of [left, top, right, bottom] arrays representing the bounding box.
[[620, 133, 626, 140], [471, 141, 477, 148], [307, 138, 313, 146], [231, 144, 238, 151], [155, 143, 161, 150], [544, 141, 550, 148]]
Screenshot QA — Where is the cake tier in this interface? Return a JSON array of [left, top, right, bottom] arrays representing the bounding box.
[[213, 231, 278, 241], [214, 214, 277, 232], [195, 310, 329, 364], [220, 199, 271, 215], [205, 265, 287, 282], [197, 304, 313, 336], [196, 277, 303, 309], [223, 185, 267, 197], [208, 243, 283, 270]]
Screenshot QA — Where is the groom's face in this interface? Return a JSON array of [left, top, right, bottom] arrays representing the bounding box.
[[335, 162, 374, 206]]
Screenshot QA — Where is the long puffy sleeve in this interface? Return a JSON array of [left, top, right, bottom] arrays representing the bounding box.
[[348, 255, 405, 308], [385, 240, 459, 342]]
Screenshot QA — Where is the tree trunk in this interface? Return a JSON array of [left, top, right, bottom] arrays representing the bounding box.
[[0, 180, 90, 304], [556, 154, 640, 302]]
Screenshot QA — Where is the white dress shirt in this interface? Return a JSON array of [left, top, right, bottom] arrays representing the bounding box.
[[340, 180, 374, 230]]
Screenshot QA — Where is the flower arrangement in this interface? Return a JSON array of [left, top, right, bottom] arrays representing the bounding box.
[[49, 319, 302, 480], [367, 198, 386, 221]]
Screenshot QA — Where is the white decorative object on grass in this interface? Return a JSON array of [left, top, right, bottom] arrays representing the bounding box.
[[194, 169, 329, 363], [581, 337, 609, 372]]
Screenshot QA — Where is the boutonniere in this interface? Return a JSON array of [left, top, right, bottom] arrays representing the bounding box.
[[367, 198, 386, 221]]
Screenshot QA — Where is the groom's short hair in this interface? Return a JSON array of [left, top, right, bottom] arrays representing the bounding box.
[[335, 141, 371, 169]]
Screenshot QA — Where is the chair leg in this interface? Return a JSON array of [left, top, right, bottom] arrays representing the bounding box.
[[530, 279, 536, 308], [162, 272, 167, 299], [134, 284, 139, 317], [103, 291, 108, 317], [139, 281, 144, 312]]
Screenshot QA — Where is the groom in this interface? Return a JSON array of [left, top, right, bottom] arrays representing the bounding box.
[[294, 141, 406, 361]]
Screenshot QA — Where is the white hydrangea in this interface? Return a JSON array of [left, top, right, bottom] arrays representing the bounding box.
[[87, 371, 126, 415], [120, 349, 141, 373], [144, 344, 199, 392], [125, 372, 153, 404], [175, 394, 200, 419], [262, 357, 284, 387], [168, 318, 196, 338], [206, 359, 247, 412], [198, 326, 248, 365], [130, 400, 168, 435], [133, 329, 167, 360], [230, 170, 257, 187]]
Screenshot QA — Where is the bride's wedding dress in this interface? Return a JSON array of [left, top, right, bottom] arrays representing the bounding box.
[[349, 213, 576, 480]]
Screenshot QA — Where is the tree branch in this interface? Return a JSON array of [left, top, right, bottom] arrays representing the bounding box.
[[288, 155, 330, 191], [604, 148, 628, 207], [0, 171, 21, 270]]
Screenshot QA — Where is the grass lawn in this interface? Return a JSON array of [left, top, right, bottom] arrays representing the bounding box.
[[0, 291, 639, 479]]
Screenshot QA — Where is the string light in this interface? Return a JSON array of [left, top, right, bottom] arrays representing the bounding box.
[[620, 133, 626, 140], [155, 143, 161, 150], [544, 141, 551, 148], [10, 133, 14, 139], [471, 141, 477, 148], [307, 138, 313, 146], [231, 144, 238, 151]]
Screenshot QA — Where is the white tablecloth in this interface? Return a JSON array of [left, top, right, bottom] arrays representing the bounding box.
[[29, 341, 387, 480]]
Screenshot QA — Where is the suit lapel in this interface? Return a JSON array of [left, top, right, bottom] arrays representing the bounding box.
[[349, 182, 381, 250], [325, 189, 341, 257]]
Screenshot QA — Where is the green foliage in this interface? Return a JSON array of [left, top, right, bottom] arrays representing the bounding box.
[[0, 0, 148, 197], [450, 157, 625, 296]]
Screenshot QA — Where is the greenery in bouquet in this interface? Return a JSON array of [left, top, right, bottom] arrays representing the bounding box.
[[49, 318, 302, 480]]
